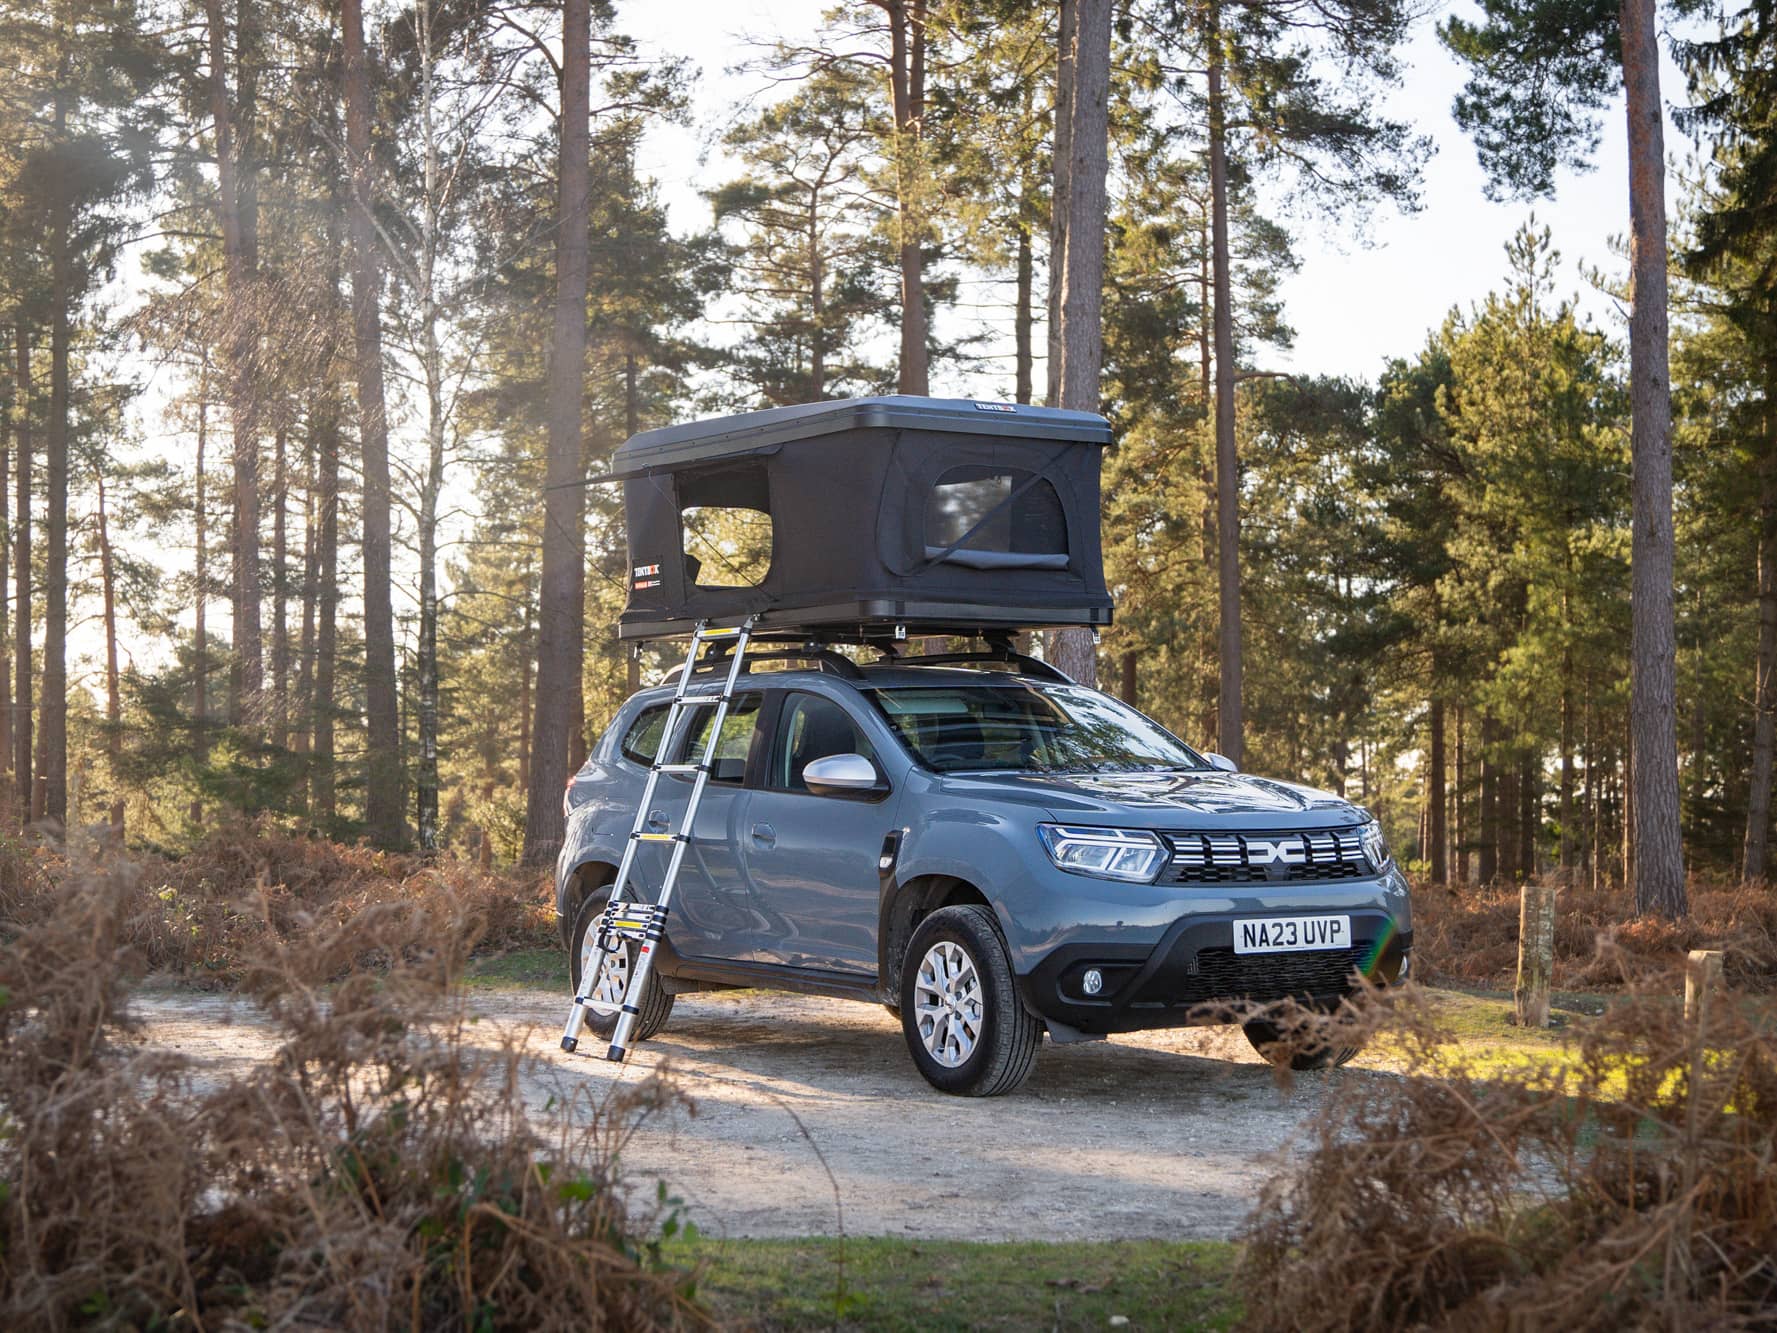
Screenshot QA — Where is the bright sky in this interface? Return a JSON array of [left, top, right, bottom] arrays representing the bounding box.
[[618, 0, 1689, 387]]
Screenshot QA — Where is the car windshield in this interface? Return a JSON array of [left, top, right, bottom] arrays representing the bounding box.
[[868, 682, 1206, 774]]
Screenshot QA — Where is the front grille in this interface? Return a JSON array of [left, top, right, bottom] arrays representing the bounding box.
[[1131, 944, 1369, 1009], [1161, 828, 1370, 884]]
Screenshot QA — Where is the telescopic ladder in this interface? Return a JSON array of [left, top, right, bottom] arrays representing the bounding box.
[[560, 617, 756, 1063]]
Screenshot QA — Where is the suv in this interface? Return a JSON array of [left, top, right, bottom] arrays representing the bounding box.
[[556, 655, 1412, 1096]]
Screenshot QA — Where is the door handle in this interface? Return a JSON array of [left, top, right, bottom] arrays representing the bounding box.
[[751, 822, 776, 848], [646, 809, 669, 831]]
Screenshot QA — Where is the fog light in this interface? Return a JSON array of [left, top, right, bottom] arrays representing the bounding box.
[[1082, 968, 1104, 996]]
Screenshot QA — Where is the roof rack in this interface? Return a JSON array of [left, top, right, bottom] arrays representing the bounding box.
[[656, 628, 1072, 688]]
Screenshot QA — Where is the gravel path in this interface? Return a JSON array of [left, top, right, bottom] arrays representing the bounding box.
[[130, 985, 1370, 1243]]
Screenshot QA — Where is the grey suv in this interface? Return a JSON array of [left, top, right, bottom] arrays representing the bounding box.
[[556, 654, 1412, 1096]]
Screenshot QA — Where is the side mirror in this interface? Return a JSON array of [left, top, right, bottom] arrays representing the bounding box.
[[803, 753, 886, 797], [1203, 752, 1238, 773]]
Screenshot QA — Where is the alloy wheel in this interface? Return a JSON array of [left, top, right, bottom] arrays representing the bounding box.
[[913, 940, 984, 1067]]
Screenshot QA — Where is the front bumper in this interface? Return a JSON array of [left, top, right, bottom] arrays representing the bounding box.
[[1017, 908, 1411, 1036]]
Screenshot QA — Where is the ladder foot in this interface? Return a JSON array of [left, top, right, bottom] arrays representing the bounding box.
[[603, 1044, 627, 1063], [560, 1036, 578, 1053]]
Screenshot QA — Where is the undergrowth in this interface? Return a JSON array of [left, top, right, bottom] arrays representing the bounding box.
[[0, 849, 705, 1331], [1236, 965, 1777, 1331], [1411, 876, 1777, 993]]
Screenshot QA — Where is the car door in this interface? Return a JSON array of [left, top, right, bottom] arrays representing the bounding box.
[[742, 690, 899, 975], [641, 692, 764, 963]]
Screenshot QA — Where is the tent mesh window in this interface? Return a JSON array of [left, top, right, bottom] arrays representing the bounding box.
[[924, 465, 1069, 570]]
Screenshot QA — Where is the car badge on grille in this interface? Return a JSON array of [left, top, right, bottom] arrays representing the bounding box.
[[1244, 836, 1306, 866]]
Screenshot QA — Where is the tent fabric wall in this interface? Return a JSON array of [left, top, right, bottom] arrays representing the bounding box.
[[609, 397, 1115, 641]]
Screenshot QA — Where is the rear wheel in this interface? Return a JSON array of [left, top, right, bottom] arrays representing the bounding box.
[[900, 905, 1040, 1096], [1242, 1018, 1360, 1070], [569, 893, 674, 1043]]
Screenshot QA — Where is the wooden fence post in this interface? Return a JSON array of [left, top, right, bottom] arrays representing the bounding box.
[[1684, 949, 1723, 1023], [1515, 881, 1557, 1028]]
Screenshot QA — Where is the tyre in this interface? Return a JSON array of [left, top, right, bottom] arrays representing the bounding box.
[[569, 893, 674, 1044], [1242, 1017, 1360, 1071], [899, 904, 1040, 1096]]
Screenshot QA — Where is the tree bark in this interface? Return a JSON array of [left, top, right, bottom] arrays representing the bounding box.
[[1455, 703, 1470, 883], [191, 373, 208, 825], [42, 156, 70, 825], [1014, 220, 1033, 404], [311, 385, 340, 822], [1518, 753, 1537, 880], [13, 328, 29, 819], [204, 0, 263, 732], [294, 414, 316, 760], [522, 0, 592, 866], [880, 0, 929, 394], [271, 426, 288, 748], [1429, 696, 1447, 883], [1620, 0, 1686, 917], [1045, 0, 1075, 408], [1046, 0, 1109, 688], [0, 353, 10, 802], [1479, 714, 1499, 884], [1207, 0, 1243, 768], [1743, 425, 1777, 883], [343, 0, 402, 846], [96, 473, 123, 836]]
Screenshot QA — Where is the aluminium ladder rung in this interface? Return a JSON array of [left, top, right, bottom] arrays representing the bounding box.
[[561, 615, 758, 1061]]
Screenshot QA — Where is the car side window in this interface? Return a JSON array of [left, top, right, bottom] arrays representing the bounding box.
[[675, 693, 763, 784], [769, 693, 878, 793], [619, 705, 671, 766]]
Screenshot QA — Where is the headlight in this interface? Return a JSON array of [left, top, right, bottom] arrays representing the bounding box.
[[1038, 825, 1166, 883], [1359, 818, 1390, 870]]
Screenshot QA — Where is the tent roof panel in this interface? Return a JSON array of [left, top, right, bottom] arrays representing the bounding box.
[[608, 395, 1112, 479]]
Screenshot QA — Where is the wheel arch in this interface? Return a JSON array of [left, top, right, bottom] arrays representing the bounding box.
[[558, 859, 618, 949], [878, 874, 996, 999]]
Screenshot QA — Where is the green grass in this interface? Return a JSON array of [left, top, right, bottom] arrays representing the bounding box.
[[669, 1236, 1241, 1331], [463, 946, 561, 989]]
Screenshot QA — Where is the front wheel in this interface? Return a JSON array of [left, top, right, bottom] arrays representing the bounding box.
[[899, 905, 1040, 1096], [569, 894, 674, 1043]]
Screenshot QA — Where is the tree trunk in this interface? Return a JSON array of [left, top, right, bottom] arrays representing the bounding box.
[[191, 365, 209, 826], [808, 189, 826, 397], [1518, 753, 1537, 881], [518, 586, 533, 795], [294, 414, 317, 760], [1207, 1, 1243, 768], [42, 165, 70, 826], [1045, 0, 1109, 688], [1744, 425, 1777, 883], [96, 473, 123, 836], [415, 11, 446, 853], [1455, 704, 1470, 883], [1014, 220, 1033, 404], [14, 328, 30, 819], [1429, 696, 1447, 883], [522, 0, 592, 866], [882, 0, 929, 395], [1120, 649, 1137, 705], [1620, 0, 1685, 918], [1479, 715, 1499, 884], [0, 351, 10, 804], [271, 425, 288, 748], [1045, 0, 1075, 408], [343, 0, 402, 846], [311, 385, 340, 823], [204, 0, 263, 732]]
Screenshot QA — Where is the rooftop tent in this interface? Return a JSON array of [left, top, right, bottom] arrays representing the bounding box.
[[606, 395, 1116, 641]]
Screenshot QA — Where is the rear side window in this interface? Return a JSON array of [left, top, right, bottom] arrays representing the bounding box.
[[620, 705, 670, 766], [675, 693, 764, 784]]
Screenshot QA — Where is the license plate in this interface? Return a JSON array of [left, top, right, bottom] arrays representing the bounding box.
[[1232, 914, 1350, 954]]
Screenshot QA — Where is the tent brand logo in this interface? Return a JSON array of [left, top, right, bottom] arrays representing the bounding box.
[[1245, 836, 1306, 866], [972, 401, 1016, 413], [633, 564, 661, 577]]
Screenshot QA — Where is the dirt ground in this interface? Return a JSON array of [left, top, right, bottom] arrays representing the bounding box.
[[130, 985, 1367, 1243]]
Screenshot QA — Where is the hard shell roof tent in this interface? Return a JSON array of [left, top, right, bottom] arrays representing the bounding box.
[[605, 395, 1115, 643]]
